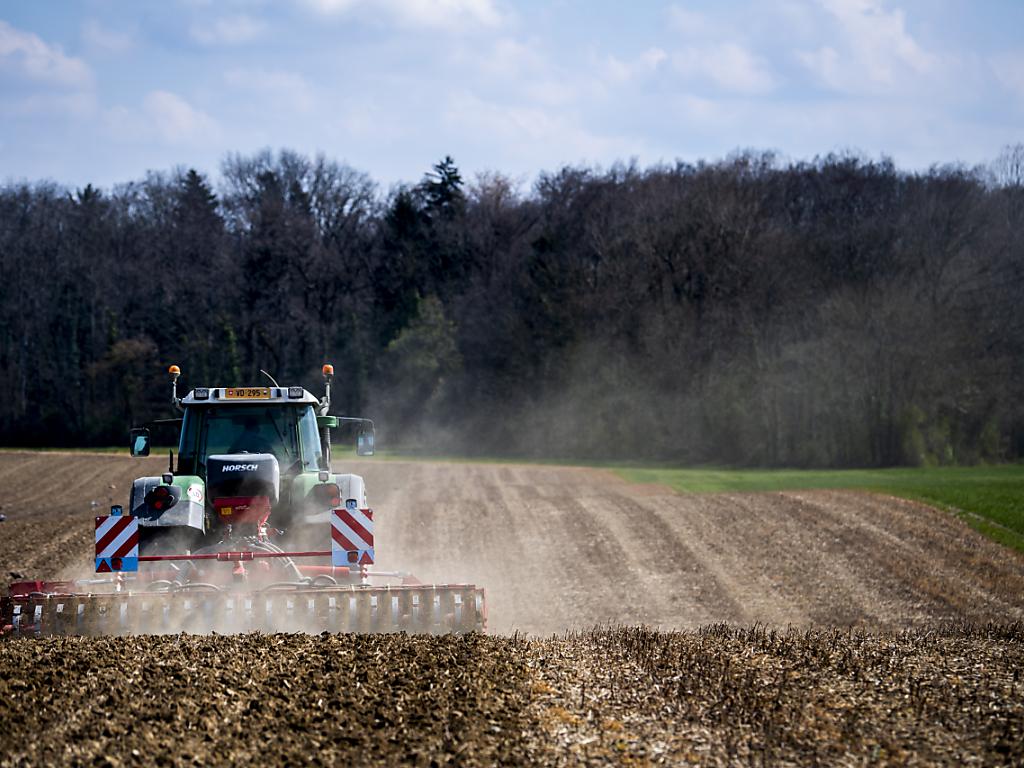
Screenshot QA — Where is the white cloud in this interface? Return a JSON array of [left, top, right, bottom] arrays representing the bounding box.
[[301, 0, 502, 29], [399, 0, 501, 27], [189, 15, 268, 45], [224, 68, 316, 111], [661, 6, 774, 94], [797, 45, 842, 88], [447, 35, 579, 107], [524, 79, 577, 107], [106, 91, 219, 144], [672, 43, 776, 93], [605, 47, 667, 85], [302, 0, 359, 11], [803, 0, 936, 90], [443, 91, 641, 166], [676, 93, 730, 124], [0, 20, 93, 87], [3, 91, 97, 118], [478, 37, 545, 77], [81, 20, 134, 53], [447, 95, 559, 144], [144, 91, 219, 142], [991, 52, 1024, 101], [667, 6, 717, 39], [337, 101, 410, 142]]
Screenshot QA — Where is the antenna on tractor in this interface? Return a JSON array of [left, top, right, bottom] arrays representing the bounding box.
[[169, 365, 182, 412], [320, 363, 333, 415], [259, 369, 280, 387]]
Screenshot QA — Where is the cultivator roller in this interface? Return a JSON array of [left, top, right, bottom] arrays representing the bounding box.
[[2, 583, 486, 637], [3, 508, 487, 638]]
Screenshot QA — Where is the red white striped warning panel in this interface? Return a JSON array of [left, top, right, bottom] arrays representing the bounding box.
[[331, 503, 374, 566], [95, 515, 139, 572]]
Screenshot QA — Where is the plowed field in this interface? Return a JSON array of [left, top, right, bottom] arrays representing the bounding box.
[[1, 452, 1022, 765]]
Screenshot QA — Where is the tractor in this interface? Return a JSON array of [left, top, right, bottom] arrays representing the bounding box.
[[1, 365, 485, 636]]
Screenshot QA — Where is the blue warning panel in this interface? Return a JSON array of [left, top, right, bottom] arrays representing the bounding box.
[[95, 556, 139, 573]]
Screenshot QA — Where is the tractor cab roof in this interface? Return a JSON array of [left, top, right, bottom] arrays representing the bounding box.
[[180, 387, 320, 406]]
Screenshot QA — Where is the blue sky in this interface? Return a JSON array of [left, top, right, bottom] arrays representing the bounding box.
[[1, 0, 1022, 190]]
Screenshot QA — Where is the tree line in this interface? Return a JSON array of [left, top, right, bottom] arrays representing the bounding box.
[[1, 147, 1022, 466]]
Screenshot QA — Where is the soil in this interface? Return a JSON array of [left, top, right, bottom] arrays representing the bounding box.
[[1, 452, 1022, 765], [358, 460, 1024, 633], [0, 626, 1020, 766]]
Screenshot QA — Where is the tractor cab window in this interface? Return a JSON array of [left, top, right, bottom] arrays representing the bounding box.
[[297, 407, 325, 470], [179, 405, 322, 476]]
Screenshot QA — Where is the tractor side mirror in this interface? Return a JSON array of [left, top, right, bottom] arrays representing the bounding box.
[[356, 429, 375, 457], [129, 428, 151, 457]]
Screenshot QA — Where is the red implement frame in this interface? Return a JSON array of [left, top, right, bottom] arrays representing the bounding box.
[[138, 549, 331, 562]]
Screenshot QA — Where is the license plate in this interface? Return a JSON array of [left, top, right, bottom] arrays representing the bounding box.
[[224, 387, 270, 399]]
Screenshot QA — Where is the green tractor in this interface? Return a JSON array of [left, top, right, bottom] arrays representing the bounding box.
[[2, 365, 486, 637], [128, 363, 376, 559]]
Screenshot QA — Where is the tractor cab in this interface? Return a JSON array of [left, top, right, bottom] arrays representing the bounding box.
[[174, 390, 326, 477], [126, 367, 375, 552]]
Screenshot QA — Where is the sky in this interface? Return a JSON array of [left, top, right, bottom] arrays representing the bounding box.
[[1, 0, 1022, 191]]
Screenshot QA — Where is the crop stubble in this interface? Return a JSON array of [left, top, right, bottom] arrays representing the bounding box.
[[1, 453, 1023, 764]]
